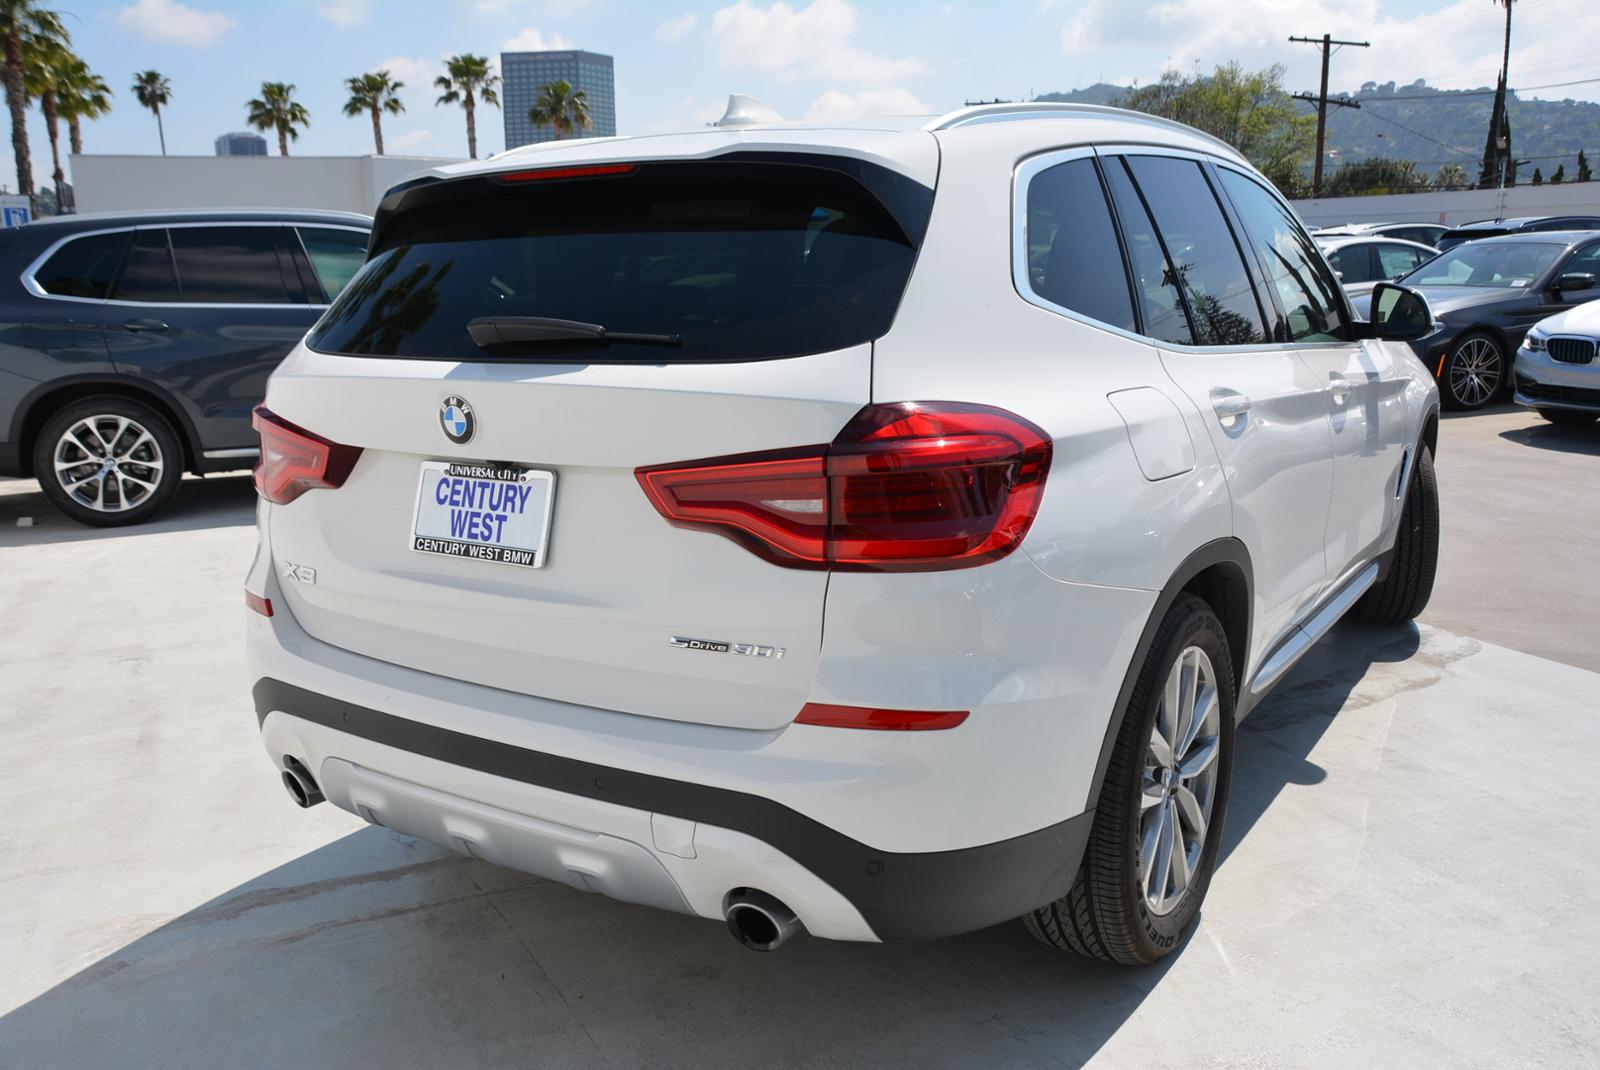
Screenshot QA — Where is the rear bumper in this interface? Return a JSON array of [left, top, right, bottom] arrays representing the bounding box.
[[253, 680, 1092, 942]]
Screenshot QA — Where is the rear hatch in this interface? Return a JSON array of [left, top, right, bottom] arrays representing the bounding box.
[[262, 150, 933, 730]]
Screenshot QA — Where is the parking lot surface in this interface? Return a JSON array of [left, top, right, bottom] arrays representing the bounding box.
[[2, 406, 1598, 1069]]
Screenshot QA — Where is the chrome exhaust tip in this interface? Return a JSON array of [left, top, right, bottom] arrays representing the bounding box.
[[281, 757, 324, 808], [724, 889, 802, 952]]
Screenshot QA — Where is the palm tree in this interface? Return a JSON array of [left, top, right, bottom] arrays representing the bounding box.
[[56, 56, 110, 157], [342, 70, 403, 155], [247, 81, 310, 157], [528, 79, 592, 141], [24, 36, 69, 210], [131, 70, 170, 155], [434, 53, 498, 160], [0, 1, 69, 205]]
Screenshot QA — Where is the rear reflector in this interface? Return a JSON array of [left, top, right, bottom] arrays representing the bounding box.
[[252, 406, 362, 506], [245, 590, 273, 617], [795, 703, 968, 731], [496, 163, 637, 183], [636, 402, 1051, 572]]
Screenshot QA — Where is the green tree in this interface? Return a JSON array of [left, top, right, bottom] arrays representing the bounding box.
[[0, 1, 68, 204], [528, 79, 592, 141], [1433, 163, 1469, 189], [1550, 163, 1565, 184], [56, 56, 110, 157], [1531, 167, 1543, 186], [343, 70, 404, 155], [434, 54, 499, 160], [24, 36, 70, 210], [1577, 150, 1592, 182], [131, 69, 170, 155], [1323, 157, 1423, 197], [1116, 63, 1314, 196], [247, 81, 309, 156]]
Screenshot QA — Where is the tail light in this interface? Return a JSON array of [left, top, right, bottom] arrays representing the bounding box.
[[636, 402, 1051, 572], [252, 406, 362, 506]]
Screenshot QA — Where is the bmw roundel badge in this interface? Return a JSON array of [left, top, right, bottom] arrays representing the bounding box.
[[440, 396, 474, 444]]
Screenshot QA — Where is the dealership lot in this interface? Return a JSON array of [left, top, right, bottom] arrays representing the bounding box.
[[1, 406, 1598, 1068]]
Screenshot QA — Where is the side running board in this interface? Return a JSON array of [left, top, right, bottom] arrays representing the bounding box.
[[1248, 561, 1380, 698]]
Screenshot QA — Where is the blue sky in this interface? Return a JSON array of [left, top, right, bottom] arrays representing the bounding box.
[[16, 0, 1599, 187]]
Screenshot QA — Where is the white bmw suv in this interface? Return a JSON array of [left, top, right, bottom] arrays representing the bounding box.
[[246, 102, 1440, 963]]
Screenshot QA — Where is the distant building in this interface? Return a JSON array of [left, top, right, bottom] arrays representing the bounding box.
[[215, 132, 267, 157], [501, 50, 616, 149]]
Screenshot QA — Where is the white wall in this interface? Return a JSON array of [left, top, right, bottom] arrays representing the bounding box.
[[1291, 182, 1600, 228], [68, 153, 463, 216]]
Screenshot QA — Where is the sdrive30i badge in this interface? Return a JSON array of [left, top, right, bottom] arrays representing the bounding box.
[[670, 636, 785, 659]]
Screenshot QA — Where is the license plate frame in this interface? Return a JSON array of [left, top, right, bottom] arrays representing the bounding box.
[[410, 460, 556, 569]]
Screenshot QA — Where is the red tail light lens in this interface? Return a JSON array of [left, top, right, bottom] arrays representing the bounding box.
[[796, 703, 969, 730], [244, 590, 273, 617], [636, 402, 1051, 572], [251, 406, 363, 506]]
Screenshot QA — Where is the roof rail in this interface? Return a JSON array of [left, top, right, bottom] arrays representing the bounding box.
[[925, 102, 1245, 161]]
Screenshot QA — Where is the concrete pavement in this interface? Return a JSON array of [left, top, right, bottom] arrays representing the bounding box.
[[1, 406, 1597, 1069]]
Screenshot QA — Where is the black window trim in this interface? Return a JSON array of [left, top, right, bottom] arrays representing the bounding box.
[[22, 221, 370, 309]]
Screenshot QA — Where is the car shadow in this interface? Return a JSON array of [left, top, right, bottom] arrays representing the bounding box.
[[0, 622, 1420, 1070], [0, 474, 256, 547], [1439, 399, 1518, 420], [1497, 420, 1600, 456]]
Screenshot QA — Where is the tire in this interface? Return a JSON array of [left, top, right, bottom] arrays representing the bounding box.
[[1536, 408, 1599, 427], [1025, 594, 1236, 964], [1355, 444, 1439, 623], [1440, 332, 1505, 411], [31, 396, 183, 527]]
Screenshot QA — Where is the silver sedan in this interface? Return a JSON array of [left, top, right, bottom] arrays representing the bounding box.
[[1515, 299, 1600, 425]]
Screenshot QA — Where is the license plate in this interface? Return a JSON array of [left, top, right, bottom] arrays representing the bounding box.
[[411, 461, 555, 569]]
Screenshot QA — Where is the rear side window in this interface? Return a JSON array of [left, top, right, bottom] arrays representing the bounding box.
[[1326, 246, 1375, 283], [114, 229, 182, 302], [298, 226, 368, 301], [1216, 168, 1348, 343], [1022, 157, 1137, 331], [34, 231, 130, 298], [310, 160, 926, 362], [167, 226, 294, 304], [1121, 156, 1268, 346]]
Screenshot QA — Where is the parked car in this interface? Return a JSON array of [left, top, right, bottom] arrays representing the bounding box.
[[1514, 302, 1600, 425], [1316, 234, 1438, 300], [246, 102, 1441, 965], [1315, 221, 1449, 247], [1435, 215, 1600, 251], [0, 209, 372, 525], [1360, 231, 1600, 410]]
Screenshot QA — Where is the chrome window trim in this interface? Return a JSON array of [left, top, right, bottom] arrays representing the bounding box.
[[1010, 142, 1293, 356], [22, 221, 369, 310]]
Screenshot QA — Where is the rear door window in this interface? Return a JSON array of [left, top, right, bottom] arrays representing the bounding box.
[[310, 159, 927, 362], [1100, 158, 1194, 345], [1216, 167, 1349, 342], [1326, 246, 1375, 283], [1022, 156, 1137, 331], [1119, 155, 1269, 346], [297, 226, 368, 301], [33, 230, 130, 298], [167, 226, 295, 304], [113, 229, 182, 302], [1375, 243, 1427, 278]]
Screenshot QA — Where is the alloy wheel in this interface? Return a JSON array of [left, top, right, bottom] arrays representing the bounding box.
[[52, 414, 166, 513], [1449, 337, 1502, 408], [1139, 645, 1221, 916]]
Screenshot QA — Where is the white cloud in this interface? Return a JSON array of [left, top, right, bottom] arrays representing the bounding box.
[[316, 0, 368, 27], [115, 0, 235, 47], [373, 55, 437, 91], [501, 26, 577, 52], [387, 129, 435, 152], [656, 13, 699, 42], [804, 87, 930, 121], [473, 0, 513, 12], [635, 94, 727, 134], [711, 0, 923, 86]]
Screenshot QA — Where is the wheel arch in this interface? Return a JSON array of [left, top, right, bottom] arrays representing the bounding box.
[[1086, 538, 1253, 806], [12, 375, 202, 478]]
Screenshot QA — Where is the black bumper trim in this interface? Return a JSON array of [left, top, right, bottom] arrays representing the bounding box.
[[253, 677, 1092, 942]]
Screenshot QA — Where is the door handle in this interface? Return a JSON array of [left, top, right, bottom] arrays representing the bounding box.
[[123, 318, 169, 333], [1210, 388, 1251, 429], [1328, 374, 1351, 405]]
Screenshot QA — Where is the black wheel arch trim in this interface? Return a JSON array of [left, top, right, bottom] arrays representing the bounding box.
[[252, 677, 1093, 943], [1087, 538, 1254, 804], [11, 372, 206, 476]]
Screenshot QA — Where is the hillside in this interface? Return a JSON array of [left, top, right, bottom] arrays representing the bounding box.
[[1036, 80, 1600, 184]]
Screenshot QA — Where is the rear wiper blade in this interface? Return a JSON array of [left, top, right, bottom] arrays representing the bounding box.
[[467, 316, 680, 350]]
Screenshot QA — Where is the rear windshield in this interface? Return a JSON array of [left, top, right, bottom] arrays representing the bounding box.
[[308, 159, 927, 362]]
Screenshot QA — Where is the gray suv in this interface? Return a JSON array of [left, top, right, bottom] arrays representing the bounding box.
[[0, 209, 370, 525]]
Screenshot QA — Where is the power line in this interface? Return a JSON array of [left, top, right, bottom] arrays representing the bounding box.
[[1290, 33, 1370, 196]]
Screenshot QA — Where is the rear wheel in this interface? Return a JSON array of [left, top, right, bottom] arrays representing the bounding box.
[[31, 396, 183, 527], [1536, 408, 1599, 427], [1441, 333, 1504, 410], [1025, 595, 1235, 963], [1356, 444, 1438, 623]]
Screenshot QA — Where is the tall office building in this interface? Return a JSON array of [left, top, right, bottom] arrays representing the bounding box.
[[215, 132, 267, 157], [501, 50, 616, 149]]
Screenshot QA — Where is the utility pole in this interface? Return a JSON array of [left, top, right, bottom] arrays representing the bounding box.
[[1290, 33, 1369, 197]]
